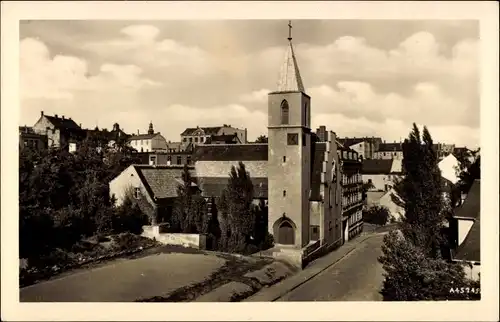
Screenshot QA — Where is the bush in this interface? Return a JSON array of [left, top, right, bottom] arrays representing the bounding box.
[[363, 206, 390, 226]]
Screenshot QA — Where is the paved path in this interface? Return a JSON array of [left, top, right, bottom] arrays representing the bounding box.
[[277, 233, 386, 301], [20, 253, 226, 302]]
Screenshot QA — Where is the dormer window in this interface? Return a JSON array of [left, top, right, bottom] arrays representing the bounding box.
[[281, 100, 289, 125]]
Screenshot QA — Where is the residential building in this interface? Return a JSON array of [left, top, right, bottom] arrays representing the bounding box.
[[434, 143, 456, 159], [337, 136, 382, 159], [84, 123, 130, 150], [109, 164, 198, 225], [180, 125, 247, 147], [362, 159, 402, 192], [136, 150, 194, 167], [338, 147, 364, 242], [127, 122, 168, 153], [32, 111, 86, 150], [19, 126, 47, 151], [449, 179, 480, 281], [205, 133, 241, 144], [373, 142, 403, 160]]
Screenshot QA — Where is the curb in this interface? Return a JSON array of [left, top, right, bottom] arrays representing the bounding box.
[[244, 232, 383, 302]]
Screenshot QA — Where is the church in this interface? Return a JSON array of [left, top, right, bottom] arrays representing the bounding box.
[[192, 22, 364, 267]]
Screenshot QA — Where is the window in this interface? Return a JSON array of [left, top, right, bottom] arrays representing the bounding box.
[[283, 156, 286, 163], [195, 137, 199, 143], [287, 133, 298, 145], [200, 137, 204, 142], [187, 156, 192, 165], [177, 156, 182, 165], [283, 190, 287, 197], [149, 156, 157, 166], [183, 138, 187, 142], [302, 133, 306, 146], [189, 137, 193, 143], [167, 155, 172, 162], [281, 100, 289, 124], [134, 187, 141, 199]]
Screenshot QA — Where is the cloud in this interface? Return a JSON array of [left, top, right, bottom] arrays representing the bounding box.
[[239, 89, 270, 103], [307, 80, 475, 128], [20, 37, 161, 101], [312, 113, 479, 149], [83, 24, 212, 75]]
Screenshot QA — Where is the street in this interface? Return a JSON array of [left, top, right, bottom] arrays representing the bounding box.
[[277, 233, 386, 301]]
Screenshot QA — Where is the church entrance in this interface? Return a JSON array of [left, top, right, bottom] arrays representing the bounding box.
[[278, 221, 295, 245]]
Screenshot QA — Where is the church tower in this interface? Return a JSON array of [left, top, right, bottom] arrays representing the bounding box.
[[148, 121, 154, 135], [268, 21, 311, 248]]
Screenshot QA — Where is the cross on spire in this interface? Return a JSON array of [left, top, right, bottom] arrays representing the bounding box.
[[288, 20, 293, 41]]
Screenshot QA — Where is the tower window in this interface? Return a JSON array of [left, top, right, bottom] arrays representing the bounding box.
[[287, 133, 298, 145], [281, 100, 289, 125], [283, 190, 287, 197], [283, 156, 286, 163]]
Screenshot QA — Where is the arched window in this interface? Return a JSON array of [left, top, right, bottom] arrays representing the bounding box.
[[281, 100, 289, 125]]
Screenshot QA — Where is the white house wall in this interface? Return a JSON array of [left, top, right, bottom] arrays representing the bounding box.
[[109, 165, 151, 206]]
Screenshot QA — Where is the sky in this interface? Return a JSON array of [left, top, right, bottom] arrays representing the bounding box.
[[19, 20, 479, 147]]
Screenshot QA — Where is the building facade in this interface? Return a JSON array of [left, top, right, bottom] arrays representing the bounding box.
[[19, 126, 47, 151], [127, 122, 168, 152], [32, 111, 86, 150], [373, 142, 403, 160], [339, 148, 364, 242], [337, 137, 382, 160], [180, 125, 247, 147]]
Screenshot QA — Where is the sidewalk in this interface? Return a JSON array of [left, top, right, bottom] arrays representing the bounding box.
[[244, 231, 383, 302]]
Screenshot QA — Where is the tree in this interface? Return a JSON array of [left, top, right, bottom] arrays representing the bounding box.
[[217, 162, 256, 253], [378, 124, 475, 301], [379, 231, 477, 301], [398, 124, 445, 258], [255, 135, 268, 143], [363, 206, 390, 226], [172, 165, 207, 233]]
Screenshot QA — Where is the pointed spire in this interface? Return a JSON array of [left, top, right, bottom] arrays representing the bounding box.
[[276, 20, 305, 93]]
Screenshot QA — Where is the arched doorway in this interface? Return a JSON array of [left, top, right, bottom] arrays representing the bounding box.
[[278, 221, 295, 245]]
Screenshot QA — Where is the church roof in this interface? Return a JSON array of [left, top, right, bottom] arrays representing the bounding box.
[[276, 40, 305, 93]]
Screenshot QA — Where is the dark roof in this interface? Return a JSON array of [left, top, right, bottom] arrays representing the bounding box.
[[205, 134, 240, 144], [198, 176, 268, 199], [377, 143, 403, 152], [133, 165, 196, 199], [128, 133, 160, 141], [44, 115, 82, 131], [362, 159, 393, 174], [454, 217, 480, 262], [311, 142, 326, 201], [19, 126, 35, 134], [181, 126, 222, 136], [454, 179, 480, 220], [193, 144, 268, 161]]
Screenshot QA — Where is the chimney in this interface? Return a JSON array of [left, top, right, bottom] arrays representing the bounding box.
[[41, 111, 44, 116], [137, 129, 139, 135], [62, 115, 65, 120], [55, 114, 58, 118]]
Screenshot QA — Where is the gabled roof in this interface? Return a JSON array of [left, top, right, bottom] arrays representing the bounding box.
[[362, 159, 393, 174], [193, 144, 268, 162], [454, 179, 480, 220], [454, 217, 480, 262], [128, 133, 161, 141], [181, 126, 222, 136], [276, 40, 305, 93], [377, 143, 403, 152], [133, 165, 196, 200], [44, 115, 82, 131]]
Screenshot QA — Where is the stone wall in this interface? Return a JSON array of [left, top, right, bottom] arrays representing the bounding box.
[[142, 226, 207, 249]]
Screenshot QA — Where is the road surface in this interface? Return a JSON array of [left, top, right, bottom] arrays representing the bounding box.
[[277, 233, 386, 301]]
